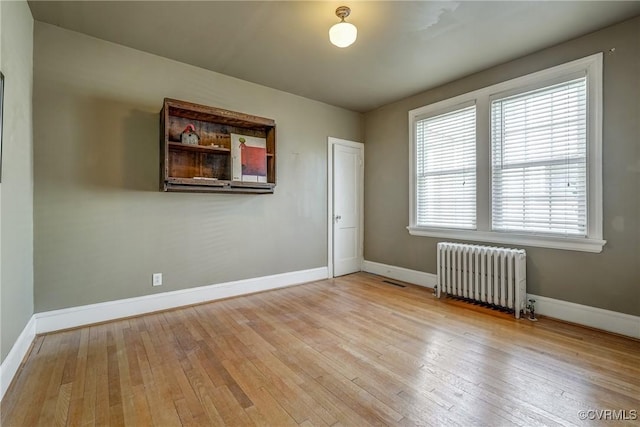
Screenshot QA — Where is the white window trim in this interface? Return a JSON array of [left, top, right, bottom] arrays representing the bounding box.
[[408, 53, 605, 253]]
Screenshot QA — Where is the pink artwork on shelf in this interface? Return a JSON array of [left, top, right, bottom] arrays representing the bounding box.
[[231, 133, 267, 182], [240, 143, 267, 177]]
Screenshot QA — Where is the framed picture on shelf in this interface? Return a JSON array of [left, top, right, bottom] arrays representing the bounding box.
[[0, 72, 4, 182], [231, 133, 267, 183]]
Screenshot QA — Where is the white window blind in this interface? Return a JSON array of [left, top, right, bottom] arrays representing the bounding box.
[[416, 105, 476, 229], [491, 77, 587, 236]]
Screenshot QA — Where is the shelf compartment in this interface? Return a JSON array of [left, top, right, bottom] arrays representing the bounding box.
[[168, 149, 230, 181]]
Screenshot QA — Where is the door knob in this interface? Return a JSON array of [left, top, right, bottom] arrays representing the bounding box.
[[335, 215, 342, 222]]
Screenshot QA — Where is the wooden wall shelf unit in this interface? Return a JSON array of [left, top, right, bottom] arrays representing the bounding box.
[[160, 98, 276, 194]]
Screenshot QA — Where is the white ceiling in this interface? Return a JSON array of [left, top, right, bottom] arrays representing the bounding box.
[[28, 1, 640, 112]]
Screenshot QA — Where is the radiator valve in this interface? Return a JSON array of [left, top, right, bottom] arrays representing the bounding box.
[[526, 298, 538, 321]]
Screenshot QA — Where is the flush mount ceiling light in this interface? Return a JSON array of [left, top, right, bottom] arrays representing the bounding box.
[[329, 6, 357, 48]]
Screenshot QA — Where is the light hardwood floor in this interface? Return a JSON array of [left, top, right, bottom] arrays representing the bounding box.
[[2, 273, 639, 426]]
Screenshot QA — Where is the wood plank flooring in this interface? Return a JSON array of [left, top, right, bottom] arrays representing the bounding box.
[[2, 273, 639, 426]]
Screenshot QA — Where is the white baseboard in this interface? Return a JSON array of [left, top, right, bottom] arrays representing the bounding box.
[[1, 316, 36, 401], [362, 259, 639, 339], [528, 294, 640, 339], [35, 267, 328, 334], [0, 267, 327, 403], [362, 260, 437, 288]]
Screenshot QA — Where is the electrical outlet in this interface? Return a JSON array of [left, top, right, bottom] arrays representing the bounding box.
[[152, 273, 163, 287]]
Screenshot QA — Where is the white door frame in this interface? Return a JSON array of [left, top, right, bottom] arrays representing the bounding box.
[[327, 137, 364, 278]]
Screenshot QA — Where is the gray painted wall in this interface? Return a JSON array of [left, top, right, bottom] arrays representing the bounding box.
[[0, 0, 34, 363], [33, 22, 362, 313], [364, 16, 640, 316]]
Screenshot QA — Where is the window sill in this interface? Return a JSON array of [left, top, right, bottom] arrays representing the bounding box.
[[407, 226, 606, 253]]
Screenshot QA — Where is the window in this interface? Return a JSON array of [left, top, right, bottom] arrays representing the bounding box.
[[409, 53, 605, 253], [491, 78, 587, 236], [416, 104, 476, 229]]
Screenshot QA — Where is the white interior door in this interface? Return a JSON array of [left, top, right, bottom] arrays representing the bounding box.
[[330, 140, 363, 277]]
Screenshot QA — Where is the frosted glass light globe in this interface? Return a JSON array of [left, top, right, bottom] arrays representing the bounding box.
[[329, 21, 357, 48]]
